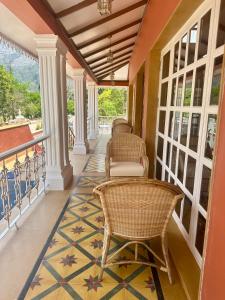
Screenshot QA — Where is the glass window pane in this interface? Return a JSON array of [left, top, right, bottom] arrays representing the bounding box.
[[189, 113, 201, 152], [170, 177, 175, 184], [171, 78, 177, 106], [200, 166, 211, 211], [156, 160, 162, 180], [175, 200, 182, 217], [178, 150, 186, 183], [186, 156, 196, 194], [180, 112, 189, 146], [193, 65, 206, 106], [180, 34, 188, 69], [210, 56, 223, 105], [166, 142, 171, 167], [162, 51, 170, 79], [195, 213, 206, 256], [165, 170, 169, 181], [198, 11, 211, 59], [168, 111, 174, 137], [205, 114, 217, 160], [171, 146, 177, 174], [173, 112, 180, 141], [176, 76, 184, 106], [217, 0, 225, 48], [184, 71, 193, 106], [188, 24, 198, 65], [159, 111, 166, 134], [182, 196, 192, 233], [160, 82, 168, 106], [174, 42, 179, 73], [157, 136, 164, 160]]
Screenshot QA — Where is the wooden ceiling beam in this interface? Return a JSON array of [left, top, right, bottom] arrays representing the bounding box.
[[87, 43, 134, 64], [83, 33, 137, 58], [56, 0, 97, 18], [76, 18, 142, 48], [95, 60, 129, 77], [93, 55, 131, 73], [69, 0, 147, 37], [98, 80, 129, 86], [90, 50, 133, 68], [97, 62, 129, 79]]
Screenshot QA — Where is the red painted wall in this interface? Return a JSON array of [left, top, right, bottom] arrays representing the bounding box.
[[129, 0, 181, 83], [201, 82, 225, 299]]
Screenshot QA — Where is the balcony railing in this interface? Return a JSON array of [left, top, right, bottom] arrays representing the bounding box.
[[98, 116, 126, 134], [0, 135, 49, 239], [68, 127, 75, 150]]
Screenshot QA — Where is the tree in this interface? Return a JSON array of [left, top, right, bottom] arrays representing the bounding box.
[[98, 88, 127, 116]]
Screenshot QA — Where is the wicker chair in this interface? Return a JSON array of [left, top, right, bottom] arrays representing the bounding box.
[[93, 179, 184, 284], [112, 118, 128, 127], [105, 133, 149, 178], [112, 123, 132, 135]]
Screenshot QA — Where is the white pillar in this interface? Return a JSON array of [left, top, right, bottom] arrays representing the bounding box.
[[95, 86, 99, 136], [87, 82, 97, 139], [72, 69, 89, 154], [35, 34, 73, 190]]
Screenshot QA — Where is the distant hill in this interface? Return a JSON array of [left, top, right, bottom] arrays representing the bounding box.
[[0, 42, 39, 91]]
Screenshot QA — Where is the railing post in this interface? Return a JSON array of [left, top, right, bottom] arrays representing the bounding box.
[[35, 35, 73, 190]]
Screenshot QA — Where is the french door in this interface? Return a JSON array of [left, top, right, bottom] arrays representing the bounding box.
[[156, 0, 225, 265]]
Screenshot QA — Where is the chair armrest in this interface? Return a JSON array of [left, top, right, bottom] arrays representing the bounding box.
[[105, 156, 110, 179], [141, 155, 149, 178]]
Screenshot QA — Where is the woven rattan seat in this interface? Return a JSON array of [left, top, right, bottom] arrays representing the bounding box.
[[93, 179, 184, 284]]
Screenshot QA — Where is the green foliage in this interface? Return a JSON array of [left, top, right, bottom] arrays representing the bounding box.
[[0, 65, 41, 124], [98, 88, 127, 116], [67, 99, 74, 115]]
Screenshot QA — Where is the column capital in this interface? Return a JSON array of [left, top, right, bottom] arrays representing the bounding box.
[[34, 34, 67, 55], [87, 81, 96, 87], [72, 68, 87, 78]]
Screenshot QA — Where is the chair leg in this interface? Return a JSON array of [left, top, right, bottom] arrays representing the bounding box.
[[99, 231, 110, 281], [161, 235, 174, 284]]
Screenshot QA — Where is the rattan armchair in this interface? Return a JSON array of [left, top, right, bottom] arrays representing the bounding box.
[[112, 123, 132, 135], [112, 118, 128, 127], [105, 133, 149, 178], [93, 179, 184, 284]]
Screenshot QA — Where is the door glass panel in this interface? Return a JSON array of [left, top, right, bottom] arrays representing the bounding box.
[[180, 112, 189, 146], [165, 170, 169, 181], [160, 82, 168, 106], [171, 78, 177, 106], [205, 114, 217, 159], [198, 11, 211, 59], [195, 213, 206, 256], [157, 136, 164, 160], [184, 71, 193, 106], [189, 113, 201, 152], [180, 34, 188, 69], [186, 156, 196, 194], [168, 111, 174, 137], [188, 24, 198, 65], [176, 76, 184, 106], [170, 177, 175, 184], [162, 51, 170, 79], [171, 146, 177, 174], [182, 196, 192, 233], [200, 166, 211, 211], [159, 111, 166, 134], [173, 112, 180, 141], [178, 150, 186, 183], [175, 200, 182, 217], [210, 56, 223, 105], [156, 161, 162, 180], [174, 42, 179, 73], [217, 0, 225, 48], [166, 142, 171, 166], [193, 65, 206, 106]]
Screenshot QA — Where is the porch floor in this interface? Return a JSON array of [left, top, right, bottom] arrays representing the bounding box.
[[0, 135, 187, 300]]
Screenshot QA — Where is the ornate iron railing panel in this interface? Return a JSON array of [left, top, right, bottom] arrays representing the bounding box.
[[0, 135, 49, 239], [68, 127, 75, 150]]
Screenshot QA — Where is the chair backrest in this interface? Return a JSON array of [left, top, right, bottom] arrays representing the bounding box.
[[94, 179, 184, 239], [112, 123, 132, 135], [107, 133, 146, 162], [112, 118, 127, 127]]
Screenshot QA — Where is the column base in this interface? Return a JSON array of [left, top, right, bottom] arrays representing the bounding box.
[[46, 164, 73, 190], [88, 131, 97, 140], [73, 141, 89, 154]]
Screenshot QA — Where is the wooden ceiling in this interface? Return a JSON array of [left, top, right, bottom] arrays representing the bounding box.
[[28, 0, 148, 83]]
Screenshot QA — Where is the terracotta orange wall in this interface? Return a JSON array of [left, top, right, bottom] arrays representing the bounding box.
[[129, 0, 181, 83], [201, 81, 225, 299]]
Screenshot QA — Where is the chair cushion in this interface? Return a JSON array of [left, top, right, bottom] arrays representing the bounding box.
[[110, 161, 144, 177]]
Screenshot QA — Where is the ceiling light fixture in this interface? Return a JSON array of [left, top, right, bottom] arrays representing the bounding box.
[[110, 71, 115, 81], [97, 0, 112, 16], [107, 35, 113, 63]]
